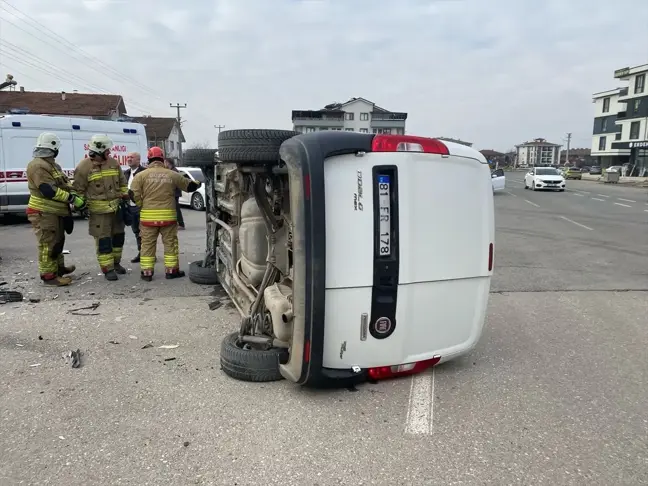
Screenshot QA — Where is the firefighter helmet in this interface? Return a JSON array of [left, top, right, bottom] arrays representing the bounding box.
[[88, 134, 113, 154], [147, 146, 165, 160], [35, 132, 61, 150]]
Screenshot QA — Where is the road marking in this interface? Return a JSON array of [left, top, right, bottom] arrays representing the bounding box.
[[572, 193, 584, 197], [618, 198, 636, 203], [524, 199, 540, 207], [504, 191, 517, 197], [596, 194, 610, 198], [614, 202, 632, 208], [405, 370, 435, 435], [509, 180, 524, 184], [560, 216, 593, 231], [592, 197, 605, 201], [573, 190, 590, 194]]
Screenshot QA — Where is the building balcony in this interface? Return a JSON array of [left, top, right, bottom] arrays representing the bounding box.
[[617, 111, 627, 119], [371, 112, 407, 121], [292, 117, 344, 128], [370, 119, 406, 128]]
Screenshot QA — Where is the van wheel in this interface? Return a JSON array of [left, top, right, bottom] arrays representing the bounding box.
[[183, 148, 217, 167], [217, 129, 300, 164], [188, 260, 219, 285], [220, 332, 287, 382], [191, 193, 205, 211]]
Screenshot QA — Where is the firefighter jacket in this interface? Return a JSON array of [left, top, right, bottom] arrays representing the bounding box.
[[26, 157, 74, 216], [73, 156, 128, 214], [130, 161, 199, 227]]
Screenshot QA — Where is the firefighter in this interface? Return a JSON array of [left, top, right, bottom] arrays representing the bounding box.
[[73, 134, 130, 281], [129, 147, 201, 281], [26, 132, 85, 286]]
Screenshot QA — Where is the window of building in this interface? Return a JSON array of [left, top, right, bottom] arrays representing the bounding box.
[[601, 117, 608, 131], [634, 74, 645, 94], [345, 128, 354, 131], [359, 128, 368, 133], [305, 127, 315, 133], [331, 127, 342, 131], [344, 113, 354, 121], [629, 121, 640, 139], [615, 132, 622, 140], [360, 113, 369, 121], [170, 141, 175, 151], [598, 136, 606, 151], [633, 99, 641, 113], [602, 97, 610, 113]]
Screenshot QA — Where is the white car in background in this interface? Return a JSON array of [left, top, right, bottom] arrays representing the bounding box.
[[524, 166, 566, 191], [177, 167, 206, 210], [491, 168, 506, 192]]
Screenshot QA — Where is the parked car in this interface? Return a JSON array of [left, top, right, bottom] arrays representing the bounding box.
[[606, 165, 622, 173], [524, 166, 566, 191], [589, 166, 602, 175], [177, 167, 206, 210], [491, 168, 505, 192], [563, 167, 582, 180]]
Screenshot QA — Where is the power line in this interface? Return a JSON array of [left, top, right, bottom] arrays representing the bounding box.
[[0, 1, 163, 101]]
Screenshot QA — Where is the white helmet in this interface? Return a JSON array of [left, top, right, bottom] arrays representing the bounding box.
[[88, 134, 113, 154], [35, 132, 61, 151]]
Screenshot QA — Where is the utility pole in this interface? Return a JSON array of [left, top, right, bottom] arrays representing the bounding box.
[[170, 102, 187, 165], [565, 132, 572, 166], [214, 124, 225, 133]]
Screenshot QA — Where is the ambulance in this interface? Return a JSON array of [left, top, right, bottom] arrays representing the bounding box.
[[0, 114, 148, 215]]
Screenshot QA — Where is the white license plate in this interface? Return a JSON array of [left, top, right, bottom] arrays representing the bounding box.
[[378, 175, 391, 256]]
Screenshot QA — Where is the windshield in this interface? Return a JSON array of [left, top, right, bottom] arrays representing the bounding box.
[[186, 169, 205, 182], [536, 168, 560, 176]]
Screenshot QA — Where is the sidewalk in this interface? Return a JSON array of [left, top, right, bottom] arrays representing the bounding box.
[[581, 173, 648, 186]]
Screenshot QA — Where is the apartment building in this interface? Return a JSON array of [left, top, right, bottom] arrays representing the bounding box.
[[591, 87, 627, 167], [609, 64, 648, 176], [515, 138, 562, 167], [292, 97, 407, 135]]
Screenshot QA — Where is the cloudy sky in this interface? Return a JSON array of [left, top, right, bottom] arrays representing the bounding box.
[[0, 0, 647, 151]]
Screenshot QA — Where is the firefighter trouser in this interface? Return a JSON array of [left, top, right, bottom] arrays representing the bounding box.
[[27, 212, 66, 280], [139, 224, 179, 276], [88, 212, 126, 272]]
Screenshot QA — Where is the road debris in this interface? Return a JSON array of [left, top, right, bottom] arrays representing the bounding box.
[[141, 343, 154, 349], [30, 363, 41, 367], [69, 349, 82, 368], [129, 335, 138, 340], [208, 300, 222, 311], [0, 290, 23, 304], [158, 344, 179, 349], [68, 302, 100, 316], [108, 340, 120, 345], [163, 357, 176, 362]]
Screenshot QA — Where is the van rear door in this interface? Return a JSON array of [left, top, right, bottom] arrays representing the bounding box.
[[322, 143, 493, 369]]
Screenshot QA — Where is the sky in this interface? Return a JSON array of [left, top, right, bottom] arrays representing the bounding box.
[[0, 0, 647, 152]]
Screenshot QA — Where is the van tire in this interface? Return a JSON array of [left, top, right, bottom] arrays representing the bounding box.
[[217, 129, 299, 163], [188, 260, 219, 285], [220, 332, 287, 382], [183, 148, 217, 167]]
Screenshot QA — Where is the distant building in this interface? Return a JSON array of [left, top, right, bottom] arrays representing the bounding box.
[[560, 148, 592, 166], [131, 116, 185, 163], [480, 149, 512, 166], [515, 138, 562, 167], [592, 63, 648, 176], [436, 137, 472, 147], [292, 97, 407, 134], [0, 86, 127, 120]]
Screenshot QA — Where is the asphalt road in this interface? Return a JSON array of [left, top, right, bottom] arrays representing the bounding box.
[[1, 181, 647, 486]]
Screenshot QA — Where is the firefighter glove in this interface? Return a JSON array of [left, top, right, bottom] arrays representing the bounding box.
[[69, 194, 86, 210]]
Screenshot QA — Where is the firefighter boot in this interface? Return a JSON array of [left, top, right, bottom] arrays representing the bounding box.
[[104, 269, 119, 281], [140, 270, 153, 282], [43, 275, 72, 287], [114, 263, 127, 275], [58, 264, 76, 276], [165, 270, 186, 280]]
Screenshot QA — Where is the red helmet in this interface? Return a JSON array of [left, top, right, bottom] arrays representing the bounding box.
[[147, 146, 164, 160]]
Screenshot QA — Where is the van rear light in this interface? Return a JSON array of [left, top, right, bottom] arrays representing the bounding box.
[[372, 135, 449, 155], [304, 340, 311, 363], [368, 355, 441, 380], [488, 243, 494, 271]]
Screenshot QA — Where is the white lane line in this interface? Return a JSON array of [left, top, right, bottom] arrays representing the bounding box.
[[614, 202, 632, 208], [592, 197, 605, 201], [597, 194, 610, 198], [560, 216, 593, 231], [405, 370, 435, 434], [504, 191, 518, 197], [573, 190, 590, 194], [524, 199, 540, 207], [572, 193, 584, 197], [509, 180, 525, 184], [618, 198, 636, 203], [645, 209, 648, 213]]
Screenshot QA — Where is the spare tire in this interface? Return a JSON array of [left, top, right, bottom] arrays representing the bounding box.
[[220, 332, 288, 382], [183, 148, 217, 167], [218, 129, 300, 164], [188, 260, 219, 285]]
